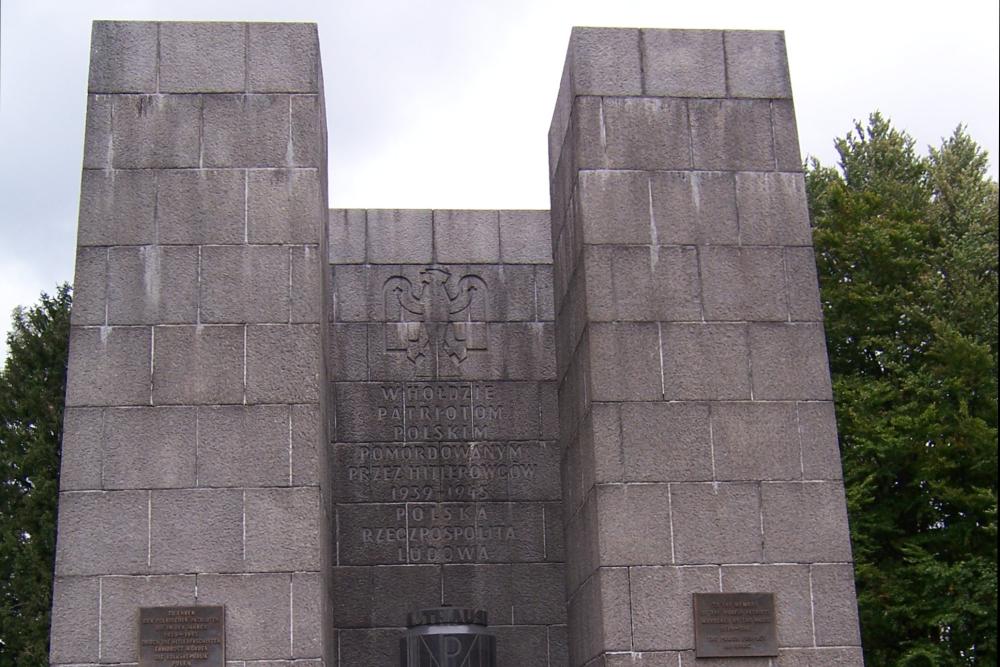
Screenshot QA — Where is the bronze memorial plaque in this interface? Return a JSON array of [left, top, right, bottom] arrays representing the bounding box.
[[693, 593, 778, 658], [138, 606, 225, 667]]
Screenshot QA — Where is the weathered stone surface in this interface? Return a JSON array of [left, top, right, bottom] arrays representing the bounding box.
[[103, 407, 197, 488], [49, 576, 100, 663], [203, 94, 289, 167], [811, 564, 863, 646], [329, 209, 367, 263], [200, 245, 290, 323], [761, 482, 853, 562], [601, 97, 691, 170], [88, 22, 157, 92], [735, 172, 812, 246], [670, 483, 763, 564], [78, 169, 156, 246], [700, 246, 788, 322], [595, 484, 672, 565], [157, 169, 246, 244], [435, 210, 500, 263], [724, 31, 792, 99], [366, 209, 433, 263], [588, 322, 662, 401], [500, 210, 552, 263], [620, 402, 712, 482], [83, 94, 112, 168], [569, 28, 642, 95], [66, 326, 151, 407], [149, 488, 244, 573], [197, 405, 290, 486], [722, 564, 813, 647], [711, 402, 801, 481], [689, 99, 774, 171], [70, 247, 107, 325], [660, 323, 751, 400], [631, 565, 720, 650], [159, 22, 246, 92], [292, 571, 324, 657], [797, 401, 844, 480], [197, 573, 291, 660], [749, 323, 833, 400], [99, 575, 197, 662], [248, 169, 324, 243], [112, 94, 202, 168], [107, 245, 199, 324], [249, 23, 319, 92], [54, 490, 149, 575], [584, 245, 701, 322], [59, 408, 104, 490], [152, 325, 244, 405], [245, 487, 322, 571], [650, 171, 739, 245], [578, 170, 651, 245], [246, 324, 321, 403], [642, 29, 725, 97]]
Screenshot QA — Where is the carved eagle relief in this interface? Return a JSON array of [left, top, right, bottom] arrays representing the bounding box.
[[383, 267, 487, 368]]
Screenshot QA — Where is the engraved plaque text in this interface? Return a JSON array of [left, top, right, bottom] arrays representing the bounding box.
[[139, 606, 224, 667], [693, 593, 778, 658]]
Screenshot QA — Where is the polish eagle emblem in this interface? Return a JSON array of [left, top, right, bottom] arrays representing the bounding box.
[[383, 267, 487, 372]]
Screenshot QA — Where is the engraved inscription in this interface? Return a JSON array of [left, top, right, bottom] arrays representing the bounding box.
[[377, 382, 503, 441], [139, 606, 224, 667], [383, 266, 487, 377], [350, 442, 535, 501], [693, 593, 778, 658]]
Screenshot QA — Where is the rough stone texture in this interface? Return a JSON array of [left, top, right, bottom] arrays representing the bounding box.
[[249, 169, 324, 243], [725, 31, 792, 99], [103, 407, 197, 488], [151, 325, 244, 405], [434, 210, 500, 263], [56, 23, 862, 667], [78, 169, 156, 246], [49, 576, 100, 663], [99, 575, 197, 662], [366, 209, 433, 263], [157, 169, 246, 244], [57, 20, 330, 667], [88, 22, 157, 92], [54, 491, 149, 576], [250, 23, 320, 92], [65, 326, 151, 407], [203, 94, 290, 167], [159, 22, 246, 92], [689, 99, 775, 171], [112, 94, 202, 169], [107, 245, 199, 324], [601, 97, 691, 170], [642, 29, 725, 97], [197, 405, 290, 486], [630, 565, 720, 650]]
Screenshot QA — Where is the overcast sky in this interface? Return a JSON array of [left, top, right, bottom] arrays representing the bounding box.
[[1, 0, 998, 357]]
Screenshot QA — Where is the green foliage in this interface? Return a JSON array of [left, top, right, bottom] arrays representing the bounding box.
[[807, 115, 998, 665], [0, 285, 71, 666]]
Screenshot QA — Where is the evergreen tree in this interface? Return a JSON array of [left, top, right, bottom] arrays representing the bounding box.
[[0, 285, 71, 666], [807, 115, 998, 666]]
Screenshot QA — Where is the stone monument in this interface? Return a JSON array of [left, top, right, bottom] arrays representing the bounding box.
[[49, 21, 863, 667]]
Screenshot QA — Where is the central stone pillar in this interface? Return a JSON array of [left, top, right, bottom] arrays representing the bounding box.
[[548, 28, 863, 666]]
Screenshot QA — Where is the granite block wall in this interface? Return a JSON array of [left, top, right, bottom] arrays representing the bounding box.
[[327, 208, 567, 666], [53, 21, 862, 667], [51, 21, 332, 667], [548, 28, 863, 667]]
